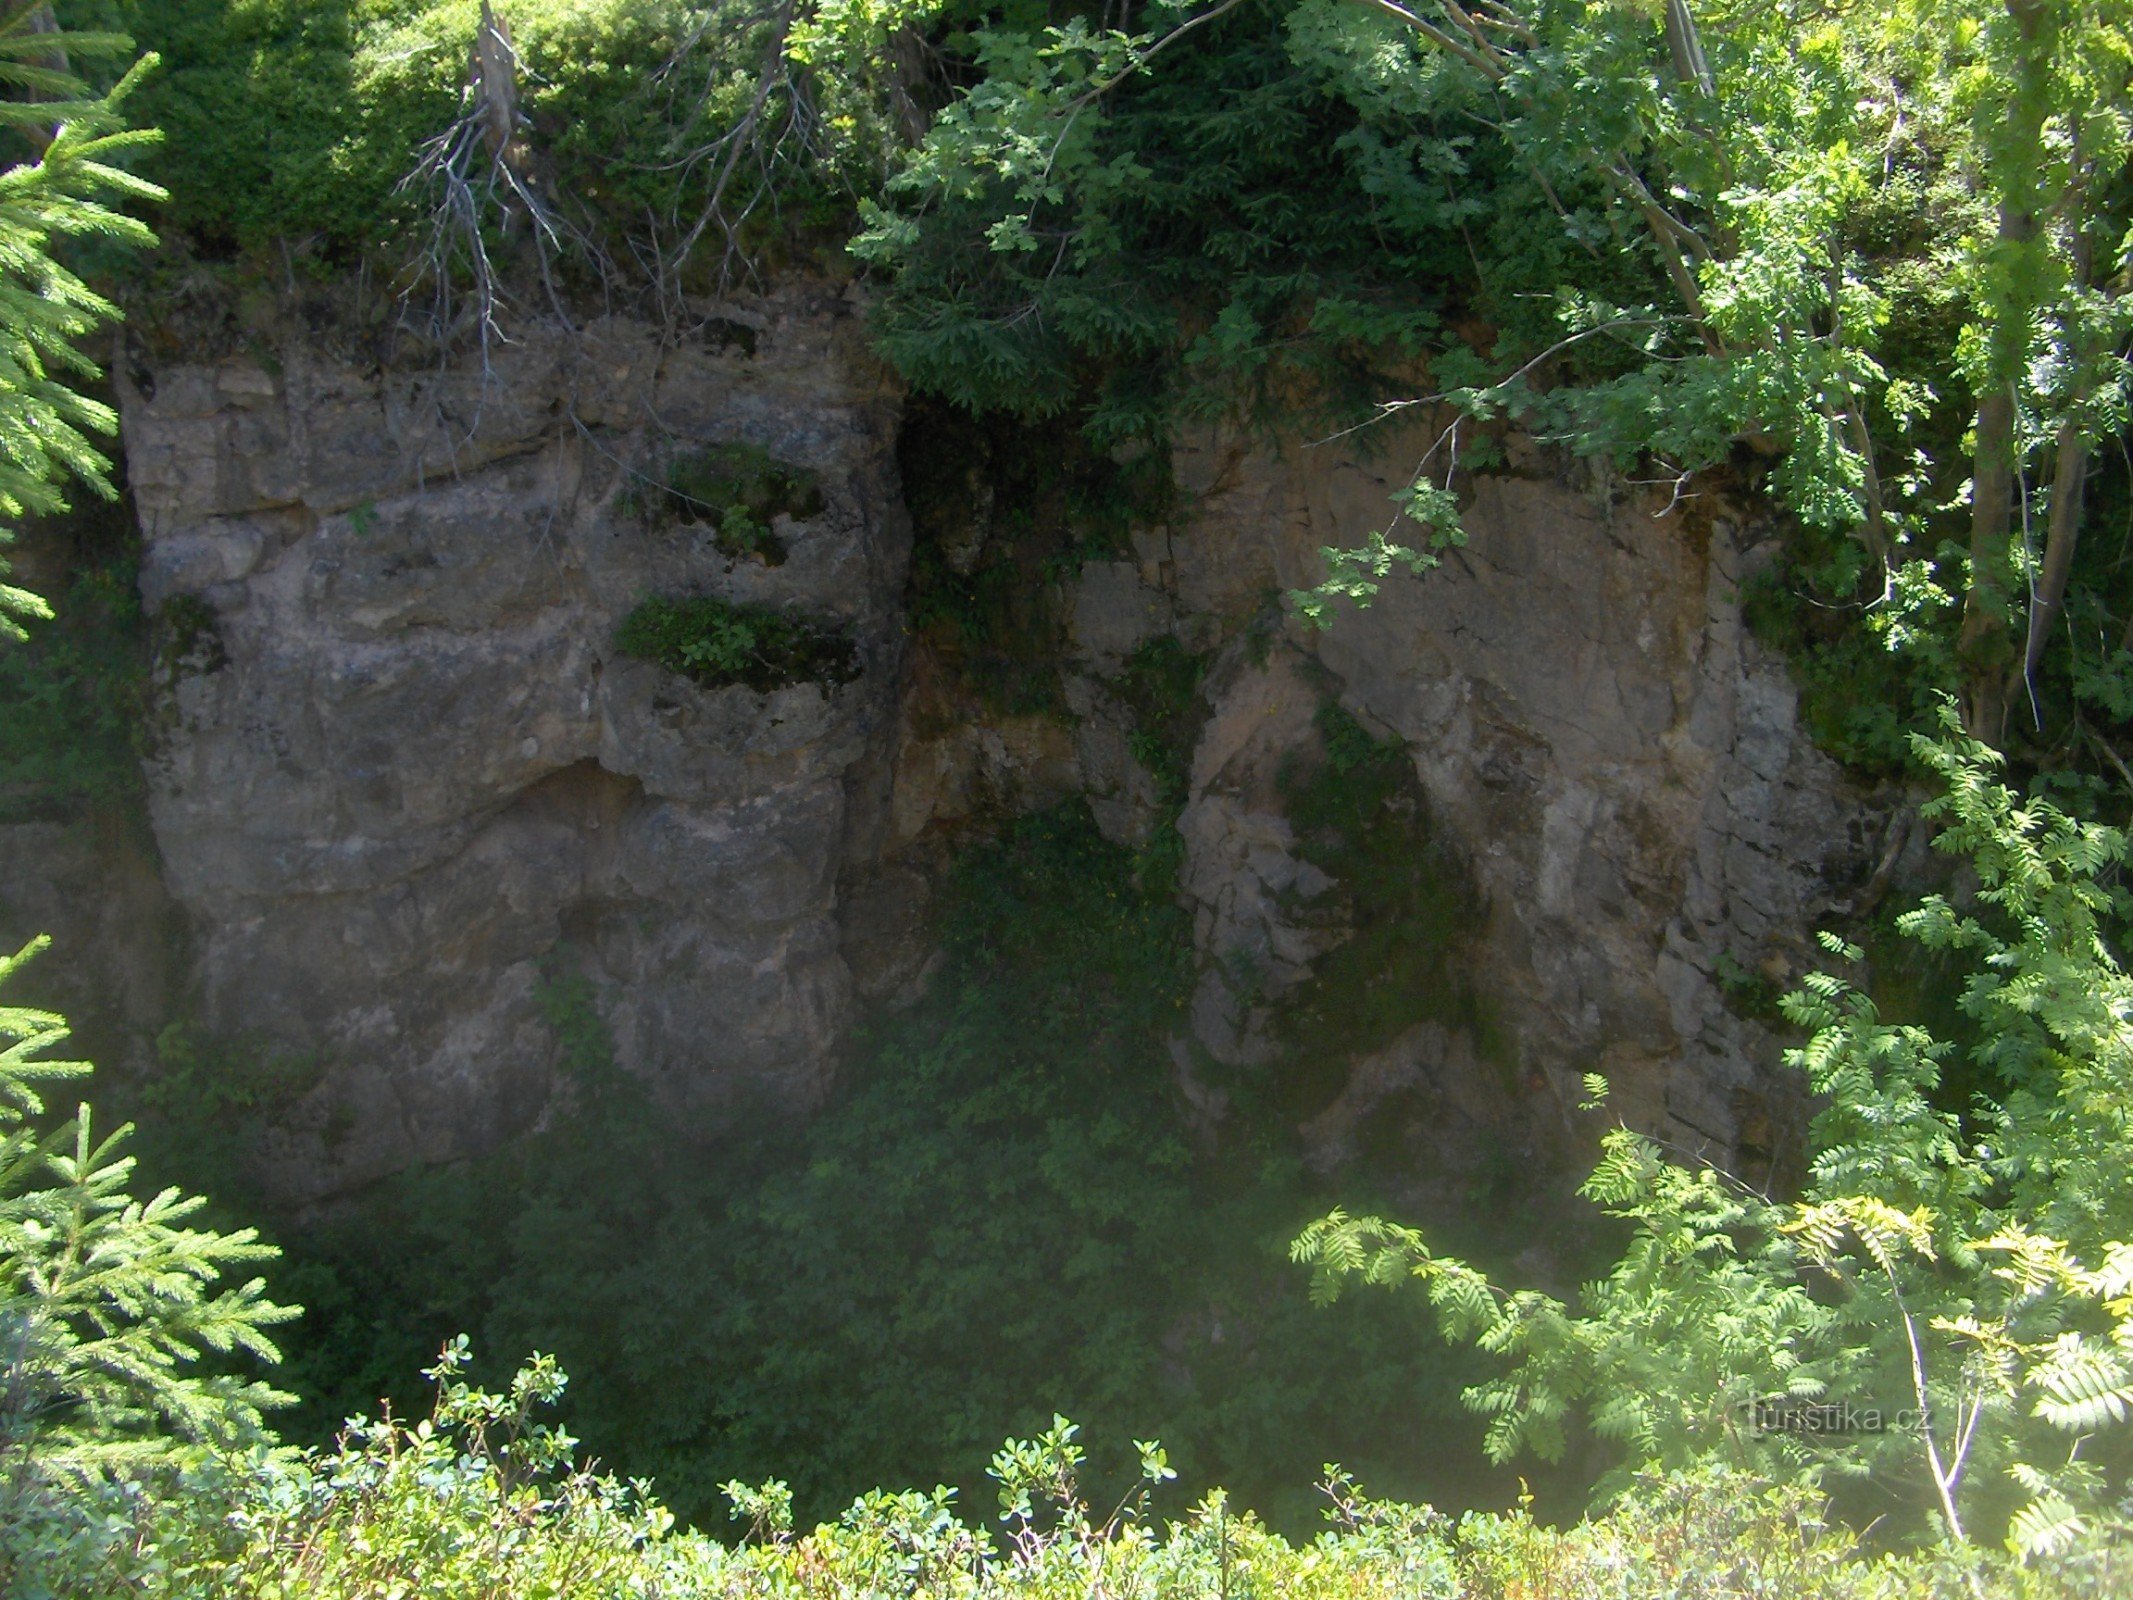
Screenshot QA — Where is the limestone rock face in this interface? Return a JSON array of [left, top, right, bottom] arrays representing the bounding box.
[[120, 290, 909, 1201], [97, 290, 1890, 1212], [1071, 416, 1890, 1196]]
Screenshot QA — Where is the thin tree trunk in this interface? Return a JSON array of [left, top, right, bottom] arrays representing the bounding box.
[[2016, 426, 2091, 705], [2011, 106, 2103, 727], [1956, 0, 2052, 742], [1663, 0, 1714, 97], [1959, 382, 2019, 740], [20, 3, 67, 155], [472, 2, 522, 171]]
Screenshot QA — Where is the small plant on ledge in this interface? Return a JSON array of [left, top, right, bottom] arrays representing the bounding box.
[[615, 594, 859, 693]]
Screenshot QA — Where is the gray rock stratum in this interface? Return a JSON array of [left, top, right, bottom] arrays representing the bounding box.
[[119, 290, 908, 1200], [80, 290, 1898, 1207]]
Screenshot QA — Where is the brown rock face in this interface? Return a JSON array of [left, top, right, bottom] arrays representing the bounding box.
[[92, 296, 1888, 1210], [1084, 415, 1889, 1197], [120, 291, 909, 1201]]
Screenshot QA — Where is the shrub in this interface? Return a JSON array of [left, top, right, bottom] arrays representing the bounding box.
[[1296, 716, 2133, 1552], [115, 1350, 2133, 1599], [614, 594, 859, 691]]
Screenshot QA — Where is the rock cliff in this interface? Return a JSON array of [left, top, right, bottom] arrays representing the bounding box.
[[118, 288, 908, 1200], [25, 288, 1892, 1206]]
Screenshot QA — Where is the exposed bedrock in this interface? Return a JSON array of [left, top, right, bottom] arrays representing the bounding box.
[[1080, 420, 1894, 1201], [101, 291, 1895, 1207], [120, 289, 909, 1200]]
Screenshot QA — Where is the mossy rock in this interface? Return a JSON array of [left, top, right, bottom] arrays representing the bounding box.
[[1114, 636, 1209, 805], [615, 594, 857, 693], [898, 397, 1178, 722], [155, 593, 229, 682]]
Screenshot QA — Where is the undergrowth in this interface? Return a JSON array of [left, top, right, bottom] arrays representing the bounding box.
[[48, 1358, 2133, 1597], [0, 549, 145, 823], [153, 805, 1495, 1537]]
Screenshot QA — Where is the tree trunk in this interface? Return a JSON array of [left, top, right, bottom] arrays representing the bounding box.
[[2014, 427, 2091, 720], [1956, 0, 2052, 743], [20, 3, 67, 156], [1663, 0, 1715, 97], [1959, 382, 2018, 741]]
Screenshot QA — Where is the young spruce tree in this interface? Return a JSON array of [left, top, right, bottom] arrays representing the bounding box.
[[0, 10, 295, 1593]]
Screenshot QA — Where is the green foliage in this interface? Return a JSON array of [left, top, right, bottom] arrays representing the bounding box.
[[1740, 528, 1958, 773], [140, 1341, 686, 1600], [128, 0, 430, 255], [861, 0, 2133, 762], [0, 26, 302, 1589], [626, 439, 827, 565], [1115, 634, 1207, 806], [239, 806, 1480, 1536], [130, 0, 921, 275], [0, 7, 160, 640], [615, 593, 859, 691], [0, 941, 294, 1600], [854, 0, 1564, 445], [68, 1350, 2133, 1598], [0, 537, 145, 821], [1295, 715, 2133, 1550]]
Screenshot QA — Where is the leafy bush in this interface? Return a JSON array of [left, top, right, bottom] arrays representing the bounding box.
[[852, 0, 1599, 443], [88, 1349, 2133, 1599], [130, 0, 917, 272], [615, 594, 859, 691], [1296, 715, 2133, 1552]]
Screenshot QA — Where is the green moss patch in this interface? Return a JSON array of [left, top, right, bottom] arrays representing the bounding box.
[[614, 594, 857, 692], [1114, 636, 1209, 807]]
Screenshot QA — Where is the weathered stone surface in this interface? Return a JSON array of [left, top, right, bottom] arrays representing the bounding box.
[[1175, 648, 1334, 1068], [1072, 414, 1887, 1188], [0, 819, 183, 1081], [93, 287, 1886, 1212], [121, 289, 909, 1202]]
